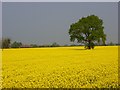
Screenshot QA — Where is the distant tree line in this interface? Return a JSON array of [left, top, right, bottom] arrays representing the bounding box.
[[1, 38, 119, 49], [1, 38, 60, 49]]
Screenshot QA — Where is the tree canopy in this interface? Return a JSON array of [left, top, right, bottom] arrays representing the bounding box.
[[2, 38, 11, 48], [11, 41, 22, 48], [69, 15, 106, 49]]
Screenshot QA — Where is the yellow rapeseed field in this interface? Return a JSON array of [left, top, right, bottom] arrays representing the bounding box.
[[2, 46, 118, 88]]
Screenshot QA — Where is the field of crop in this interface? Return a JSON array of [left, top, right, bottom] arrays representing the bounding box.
[[2, 46, 118, 88]]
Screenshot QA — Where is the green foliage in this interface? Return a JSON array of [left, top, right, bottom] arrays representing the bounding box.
[[107, 42, 115, 46], [0, 39, 2, 48], [2, 38, 11, 48], [30, 44, 38, 48], [11, 41, 22, 48], [51, 42, 59, 47], [69, 15, 106, 49]]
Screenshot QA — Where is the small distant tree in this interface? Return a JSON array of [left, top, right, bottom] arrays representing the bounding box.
[[51, 42, 59, 47], [64, 44, 68, 47], [0, 39, 2, 48], [2, 38, 11, 48], [11, 41, 22, 48], [108, 42, 115, 46], [69, 15, 106, 49], [30, 44, 38, 48]]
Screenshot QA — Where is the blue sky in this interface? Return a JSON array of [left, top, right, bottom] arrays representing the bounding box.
[[2, 2, 118, 45]]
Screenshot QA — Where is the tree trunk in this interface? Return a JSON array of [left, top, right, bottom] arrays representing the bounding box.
[[88, 40, 91, 49]]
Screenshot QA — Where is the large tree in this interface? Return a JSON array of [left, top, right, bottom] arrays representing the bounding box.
[[69, 15, 106, 49]]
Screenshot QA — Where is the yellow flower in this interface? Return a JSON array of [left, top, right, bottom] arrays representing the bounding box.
[[2, 46, 118, 88]]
